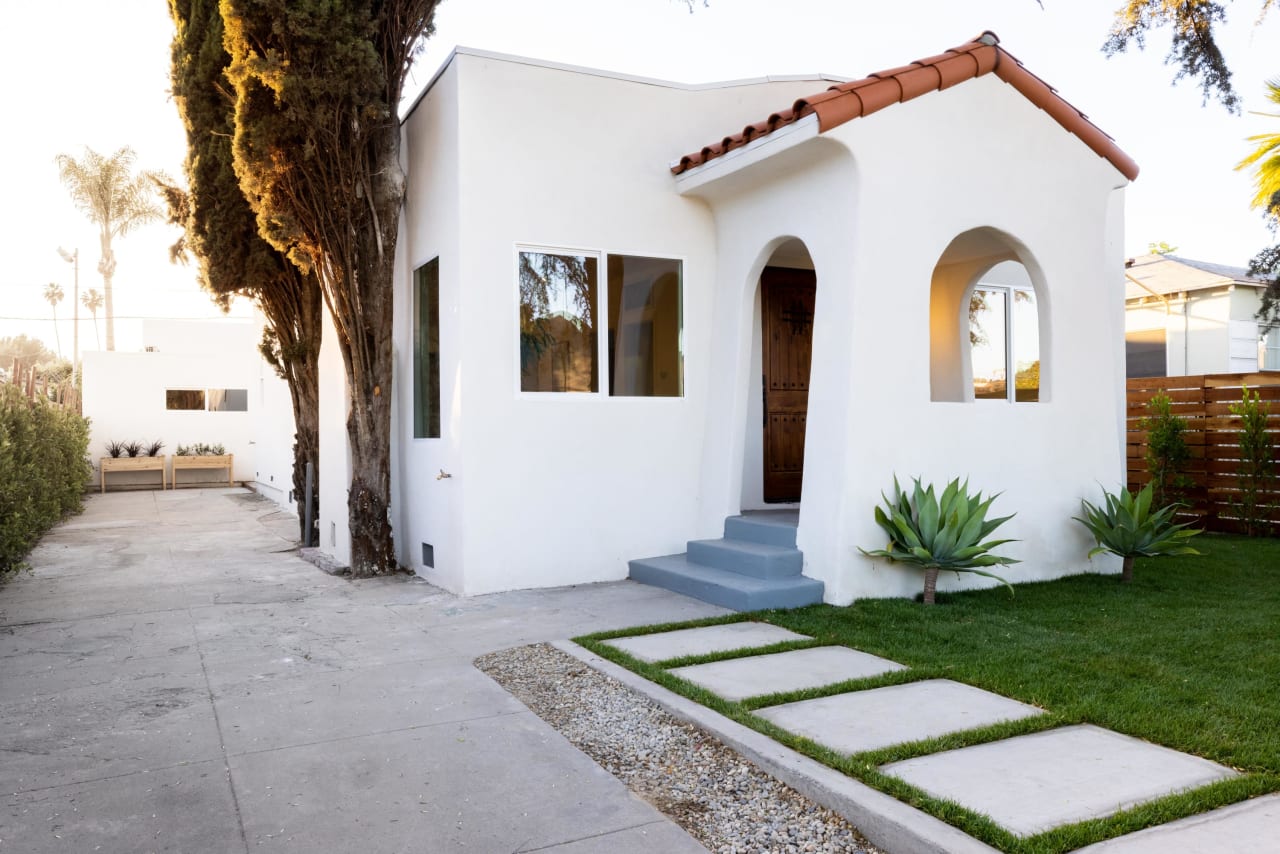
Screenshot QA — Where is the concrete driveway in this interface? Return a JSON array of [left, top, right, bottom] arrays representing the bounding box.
[[0, 488, 726, 853]]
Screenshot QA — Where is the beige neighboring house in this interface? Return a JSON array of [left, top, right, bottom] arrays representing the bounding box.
[[1125, 253, 1279, 378]]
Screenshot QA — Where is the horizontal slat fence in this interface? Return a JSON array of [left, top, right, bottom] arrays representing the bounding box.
[[1127, 373, 1280, 533]]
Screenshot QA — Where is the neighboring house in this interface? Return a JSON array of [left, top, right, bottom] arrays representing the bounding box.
[[1124, 253, 1278, 378], [83, 317, 293, 495], [315, 32, 1136, 604]]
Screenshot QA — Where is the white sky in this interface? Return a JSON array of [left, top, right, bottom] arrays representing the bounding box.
[[1, 0, 1276, 356]]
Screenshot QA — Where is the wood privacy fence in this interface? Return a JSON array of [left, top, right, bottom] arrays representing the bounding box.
[[1127, 373, 1280, 533]]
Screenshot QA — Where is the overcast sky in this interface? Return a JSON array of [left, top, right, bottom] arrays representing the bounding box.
[[1, 0, 1275, 355]]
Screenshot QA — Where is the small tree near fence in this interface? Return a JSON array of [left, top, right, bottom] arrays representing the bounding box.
[[1229, 386, 1275, 536], [1142, 393, 1192, 508]]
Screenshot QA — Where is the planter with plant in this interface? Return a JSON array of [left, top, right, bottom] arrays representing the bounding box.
[[1074, 482, 1201, 583], [172, 442, 233, 489], [100, 438, 167, 492], [860, 476, 1019, 605]]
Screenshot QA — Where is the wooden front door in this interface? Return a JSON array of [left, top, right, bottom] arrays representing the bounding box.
[[761, 266, 816, 503]]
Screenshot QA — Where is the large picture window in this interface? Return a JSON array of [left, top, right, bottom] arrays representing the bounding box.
[[518, 247, 683, 397], [970, 285, 1039, 402], [413, 258, 441, 437]]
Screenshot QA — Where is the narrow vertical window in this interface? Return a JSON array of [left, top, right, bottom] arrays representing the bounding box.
[[413, 258, 441, 438], [1012, 290, 1039, 401], [519, 251, 599, 393], [970, 288, 1007, 400], [607, 255, 683, 397]]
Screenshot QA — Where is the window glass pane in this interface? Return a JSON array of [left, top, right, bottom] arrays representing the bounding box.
[[166, 389, 205, 410], [970, 288, 1007, 400], [414, 258, 441, 437], [607, 255, 683, 397], [519, 251, 598, 393], [1264, 326, 1280, 371], [207, 388, 248, 411], [1012, 290, 1039, 402]]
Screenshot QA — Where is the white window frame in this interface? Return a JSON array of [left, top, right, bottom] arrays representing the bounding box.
[[969, 282, 1037, 404], [513, 243, 686, 400]]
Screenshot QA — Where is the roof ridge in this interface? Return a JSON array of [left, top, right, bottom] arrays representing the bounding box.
[[672, 32, 1138, 182]]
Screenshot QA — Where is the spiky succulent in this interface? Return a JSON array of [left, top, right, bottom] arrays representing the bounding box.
[[1075, 483, 1201, 562]]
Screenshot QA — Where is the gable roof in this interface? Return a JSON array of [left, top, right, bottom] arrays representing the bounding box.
[[671, 32, 1139, 182], [1125, 253, 1269, 301]]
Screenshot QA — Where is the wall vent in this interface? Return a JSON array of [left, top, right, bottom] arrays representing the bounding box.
[[330, 522, 336, 548], [421, 542, 435, 568]]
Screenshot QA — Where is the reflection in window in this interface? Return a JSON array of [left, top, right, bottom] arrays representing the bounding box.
[[207, 388, 248, 411], [1264, 326, 1280, 371], [519, 251, 599, 393], [166, 389, 205, 411], [970, 286, 1038, 403], [413, 258, 441, 437], [607, 255, 683, 397]]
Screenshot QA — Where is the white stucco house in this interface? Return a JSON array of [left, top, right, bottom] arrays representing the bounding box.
[[1124, 253, 1278, 378], [315, 32, 1137, 606]]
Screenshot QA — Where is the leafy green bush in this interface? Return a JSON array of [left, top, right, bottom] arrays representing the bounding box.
[[1228, 386, 1274, 536], [176, 442, 226, 456], [1074, 483, 1200, 583], [1141, 393, 1193, 507], [860, 476, 1018, 605], [0, 385, 91, 579]]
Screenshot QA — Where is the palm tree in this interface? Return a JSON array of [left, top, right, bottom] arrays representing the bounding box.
[[81, 289, 104, 350], [1238, 80, 1280, 217], [42, 283, 64, 358], [55, 146, 162, 351]]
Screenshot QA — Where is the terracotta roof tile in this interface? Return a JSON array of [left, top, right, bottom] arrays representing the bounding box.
[[672, 32, 1138, 181]]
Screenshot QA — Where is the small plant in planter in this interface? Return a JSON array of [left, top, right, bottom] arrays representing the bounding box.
[[122, 440, 144, 458], [1074, 483, 1201, 583], [860, 476, 1018, 605], [177, 442, 226, 456], [145, 439, 165, 458], [104, 439, 126, 458]]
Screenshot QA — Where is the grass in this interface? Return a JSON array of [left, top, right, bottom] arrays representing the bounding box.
[[576, 534, 1280, 853]]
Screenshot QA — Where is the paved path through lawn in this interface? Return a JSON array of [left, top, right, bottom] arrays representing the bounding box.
[[0, 488, 726, 853]]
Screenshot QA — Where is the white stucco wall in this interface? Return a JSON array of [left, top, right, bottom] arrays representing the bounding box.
[[250, 310, 299, 513], [83, 319, 258, 488], [684, 74, 1128, 603], [317, 307, 352, 564]]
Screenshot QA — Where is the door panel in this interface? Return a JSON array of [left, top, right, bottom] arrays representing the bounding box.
[[761, 267, 816, 503]]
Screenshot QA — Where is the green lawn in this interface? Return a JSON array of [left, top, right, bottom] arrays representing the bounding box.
[[577, 534, 1280, 853]]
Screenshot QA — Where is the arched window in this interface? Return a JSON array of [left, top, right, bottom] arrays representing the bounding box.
[[968, 263, 1039, 403]]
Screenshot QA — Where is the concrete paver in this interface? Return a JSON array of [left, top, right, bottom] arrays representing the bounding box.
[[602, 621, 810, 662], [755, 678, 1044, 754], [1072, 793, 1280, 853], [882, 724, 1240, 837], [670, 645, 907, 701], [0, 488, 720, 853]]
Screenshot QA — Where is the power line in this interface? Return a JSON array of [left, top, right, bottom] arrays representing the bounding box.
[[0, 315, 253, 322]]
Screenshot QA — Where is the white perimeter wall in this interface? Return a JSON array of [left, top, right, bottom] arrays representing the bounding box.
[[83, 320, 259, 487], [250, 310, 299, 513], [687, 74, 1128, 603]]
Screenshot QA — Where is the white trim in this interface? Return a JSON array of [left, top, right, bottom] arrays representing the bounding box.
[[402, 46, 846, 122], [673, 113, 821, 194]]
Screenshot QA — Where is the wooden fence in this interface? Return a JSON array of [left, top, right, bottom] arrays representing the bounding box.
[[1127, 373, 1280, 533]]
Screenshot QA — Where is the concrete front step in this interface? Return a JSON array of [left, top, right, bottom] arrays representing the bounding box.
[[723, 513, 799, 548], [628, 554, 824, 611], [687, 538, 803, 579]]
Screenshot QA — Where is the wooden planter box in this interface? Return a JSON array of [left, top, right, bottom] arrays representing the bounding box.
[[171, 453, 234, 489], [101, 455, 167, 493]]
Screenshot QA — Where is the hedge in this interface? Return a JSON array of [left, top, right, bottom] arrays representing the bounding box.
[[0, 384, 91, 579]]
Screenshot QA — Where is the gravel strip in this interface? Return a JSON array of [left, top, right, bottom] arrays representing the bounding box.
[[476, 643, 882, 854]]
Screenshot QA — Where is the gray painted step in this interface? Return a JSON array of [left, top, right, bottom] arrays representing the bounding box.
[[724, 514, 798, 548], [629, 554, 824, 612], [687, 538, 803, 579]]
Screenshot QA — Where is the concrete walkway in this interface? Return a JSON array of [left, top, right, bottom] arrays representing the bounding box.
[[0, 488, 725, 853], [601, 624, 1266, 852]]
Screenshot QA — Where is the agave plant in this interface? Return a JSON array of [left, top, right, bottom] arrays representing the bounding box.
[[860, 476, 1019, 605], [1074, 483, 1201, 583]]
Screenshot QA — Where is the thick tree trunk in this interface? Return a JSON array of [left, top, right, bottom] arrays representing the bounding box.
[[99, 230, 116, 351], [284, 346, 320, 546], [922, 567, 940, 605], [1121, 555, 1135, 583]]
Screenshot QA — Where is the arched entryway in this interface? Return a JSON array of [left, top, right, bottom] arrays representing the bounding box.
[[741, 238, 816, 509]]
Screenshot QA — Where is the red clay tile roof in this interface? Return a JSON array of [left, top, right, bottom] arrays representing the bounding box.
[[672, 32, 1139, 181]]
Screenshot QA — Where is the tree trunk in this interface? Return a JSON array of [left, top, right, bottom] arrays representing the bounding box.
[[1121, 555, 1135, 583], [99, 229, 117, 351], [922, 566, 940, 605]]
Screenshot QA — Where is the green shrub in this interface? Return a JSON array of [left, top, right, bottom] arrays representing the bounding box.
[[1141, 393, 1193, 507], [0, 385, 91, 579], [1074, 482, 1200, 583], [1228, 386, 1274, 536], [860, 476, 1019, 605]]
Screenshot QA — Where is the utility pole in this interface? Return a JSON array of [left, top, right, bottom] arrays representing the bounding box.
[[58, 247, 79, 383]]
